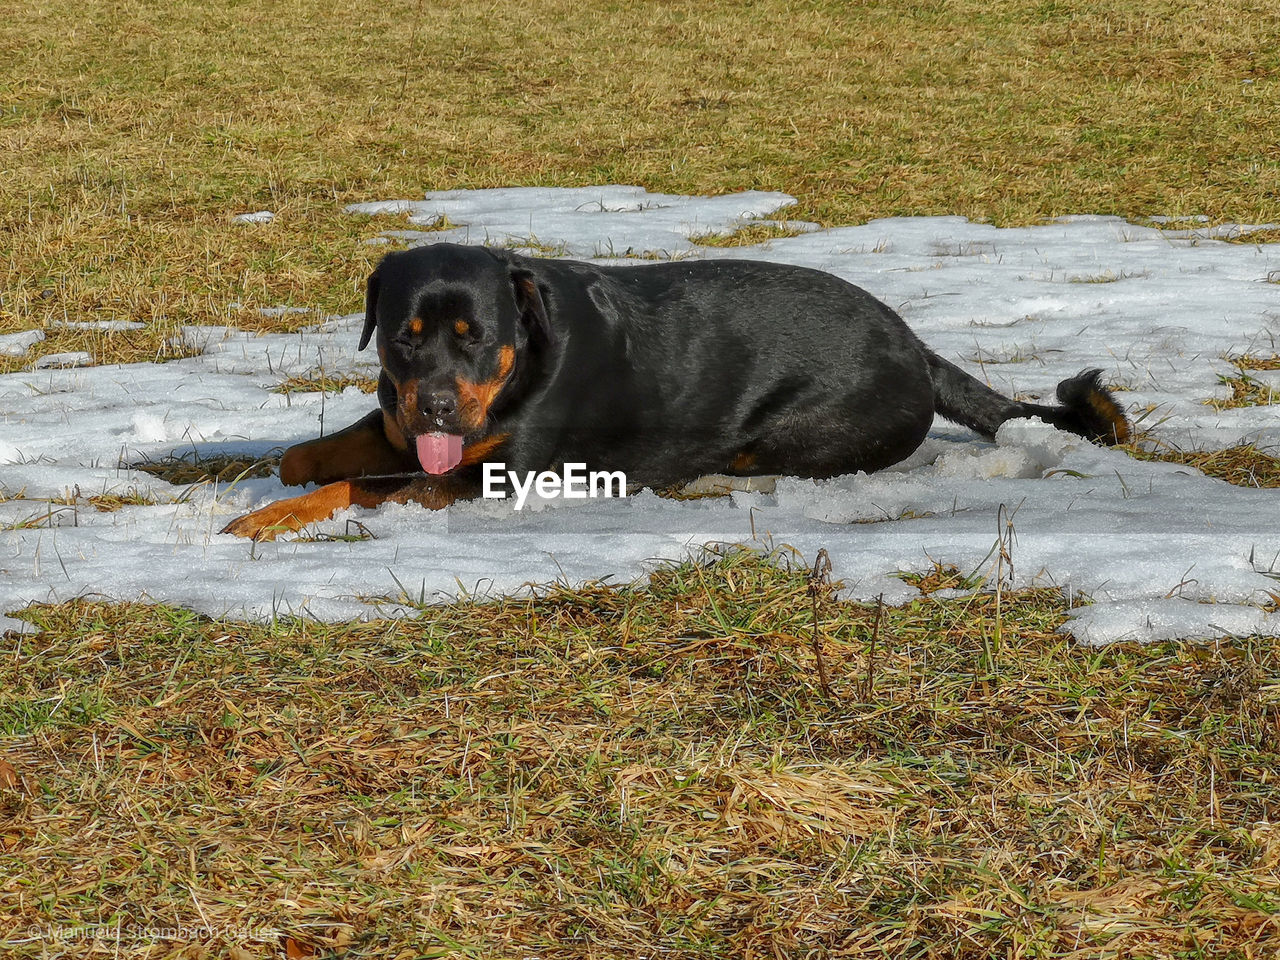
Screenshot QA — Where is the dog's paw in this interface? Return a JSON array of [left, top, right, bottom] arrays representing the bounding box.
[[220, 482, 356, 541], [220, 503, 307, 541]]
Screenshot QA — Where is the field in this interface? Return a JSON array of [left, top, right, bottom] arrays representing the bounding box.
[[3, 1, 1280, 957]]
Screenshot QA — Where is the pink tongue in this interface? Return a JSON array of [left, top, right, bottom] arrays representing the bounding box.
[[416, 432, 464, 475]]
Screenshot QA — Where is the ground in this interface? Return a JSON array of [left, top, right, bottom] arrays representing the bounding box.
[[3, 2, 1280, 956]]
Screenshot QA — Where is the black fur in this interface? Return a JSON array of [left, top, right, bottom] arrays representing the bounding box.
[[338, 243, 1131, 490]]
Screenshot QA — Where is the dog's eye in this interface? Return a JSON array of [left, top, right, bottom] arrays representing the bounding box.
[[454, 321, 486, 349]]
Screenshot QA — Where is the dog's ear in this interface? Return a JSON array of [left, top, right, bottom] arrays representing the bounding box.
[[511, 268, 555, 347], [358, 266, 381, 351]]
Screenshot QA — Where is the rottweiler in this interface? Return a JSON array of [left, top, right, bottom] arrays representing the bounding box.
[[222, 242, 1130, 539]]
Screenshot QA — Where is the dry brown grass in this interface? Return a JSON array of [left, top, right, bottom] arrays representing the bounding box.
[[3, 0, 1279, 372], [897, 560, 984, 594], [0, 487, 163, 529], [690, 222, 812, 247], [1227, 354, 1280, 371], [5, 7, 1280, 954], [132, 451, 282, 486], [1124, 442, 1280, 488], [273, 373, 378, 396], [3, 550, 1279, 958], [1204, 373, 1279, 411]]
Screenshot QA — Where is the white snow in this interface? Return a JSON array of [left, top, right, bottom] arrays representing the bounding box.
[[0, 330, 45, 357], [52, 320, 146, 332], [32, 351, 94, 369], [3, 185, 1280, 644], [344, 184, 803, 259], [232, 211, 275, 225]]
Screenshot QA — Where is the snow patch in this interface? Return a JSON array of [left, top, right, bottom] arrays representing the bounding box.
[[2, 186, 1279, 645], [0, 330, 46, 356], [32, 351, 93, 369], [345, 184, 797, 258]]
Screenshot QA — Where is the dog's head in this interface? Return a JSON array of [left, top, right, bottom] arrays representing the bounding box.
[[360, 244, 554, 474]]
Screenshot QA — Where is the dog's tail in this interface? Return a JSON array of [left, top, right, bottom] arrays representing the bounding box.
[[927, 354, 1130, 444]]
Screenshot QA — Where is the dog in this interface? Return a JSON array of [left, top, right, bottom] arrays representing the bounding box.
[[222, 242, 1130, 540]]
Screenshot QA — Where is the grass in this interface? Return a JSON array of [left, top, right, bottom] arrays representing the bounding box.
[[3, 549, 1279, 958], [1187, 354, 1280, 412], [273, 373, 378, 396], [897, 561, 986, 594], [132, 451, 282, 486], [1204, 373, 1278, 411], [689, 222, 812, 247], [1066, 269, 1151, 284], [1124, 442, 1280, 488], [3, 0, 1279, 371], [0, 487, 165, 531], [1226, 354, 1280, 371]]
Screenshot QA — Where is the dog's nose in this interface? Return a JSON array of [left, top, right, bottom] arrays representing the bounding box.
[[424, 392, 457, 418]]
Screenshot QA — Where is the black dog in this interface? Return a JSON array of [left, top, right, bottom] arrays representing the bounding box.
[[223, 243, 1129, 539]]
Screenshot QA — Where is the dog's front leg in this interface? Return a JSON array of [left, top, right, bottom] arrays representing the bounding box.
[[220, 474, 477, 541], [279, 407, 418, 487]]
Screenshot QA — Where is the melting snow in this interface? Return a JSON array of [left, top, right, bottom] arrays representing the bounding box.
[[2, 186, 1279, 643]]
